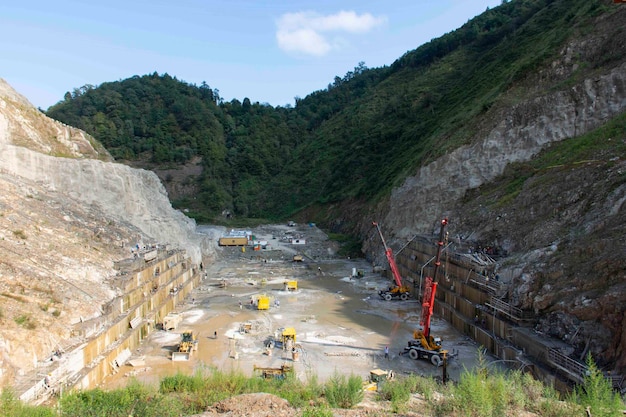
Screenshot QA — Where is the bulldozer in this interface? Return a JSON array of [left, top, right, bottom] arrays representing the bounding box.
[[172, 331, 198, 361]]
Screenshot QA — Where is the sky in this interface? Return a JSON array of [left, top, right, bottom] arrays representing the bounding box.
[[1, 0, 503, 110]]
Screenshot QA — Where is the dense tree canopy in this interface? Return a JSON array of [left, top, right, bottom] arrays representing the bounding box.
[[46, 0, 611, 222]]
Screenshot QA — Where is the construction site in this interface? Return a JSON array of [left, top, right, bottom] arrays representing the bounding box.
[[18, 221, 624, 405], [95, 222, 485, 392]]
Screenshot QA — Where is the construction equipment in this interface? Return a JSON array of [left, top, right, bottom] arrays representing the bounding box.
[[292, 254, 303, 262], [253, 364, 293, 379], [280, 327, 296, 350], [401, 218, 449, 366], [218, 236, 249, 246], [284, 280, 298, 291], [257, 294, 270, 310], [172, 330, 198, 361], [239, 322, 252, 334], [266, 327, 297, 351], [364, 368, 394, 391], [373, 222, 411, 301]]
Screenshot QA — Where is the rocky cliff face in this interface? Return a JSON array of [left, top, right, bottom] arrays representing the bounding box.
[[0, 79, 212, 265], [0, 80, 214, 387], [361, 8, 626, 373]]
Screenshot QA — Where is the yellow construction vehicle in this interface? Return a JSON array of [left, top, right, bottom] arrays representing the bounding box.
[[284, 280, 298, 291], [364, 369, 394, 391], [253, 364, 293, 379], [266, 327, 297, 351], [257, 294, 270, 310], [280, 327, 296, 350], [172, 331, 198, 361]]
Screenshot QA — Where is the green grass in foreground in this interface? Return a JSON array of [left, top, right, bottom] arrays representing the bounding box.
[[1, 354, 623, 417]]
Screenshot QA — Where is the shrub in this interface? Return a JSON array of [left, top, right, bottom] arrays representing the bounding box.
[[0, 389, 55, 417], [276, 373, 324, 408], [571, 354, 625, 417], [300, 404, 334, 417], [14, 314, 36, 329], [405, 374, 438, 401], [442, 349, 533, 416], [323, 373, 363, 408], [13, 230, 27, 239]]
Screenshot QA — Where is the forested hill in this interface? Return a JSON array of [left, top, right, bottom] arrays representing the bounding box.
[[46, 0, 623, 224]]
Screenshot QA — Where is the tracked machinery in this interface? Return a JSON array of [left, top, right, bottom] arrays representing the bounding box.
[[373, 222, 411, 301], [401, 218, 450, 366]]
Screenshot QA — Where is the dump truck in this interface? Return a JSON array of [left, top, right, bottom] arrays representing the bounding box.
[[172, 331, 198, 361]]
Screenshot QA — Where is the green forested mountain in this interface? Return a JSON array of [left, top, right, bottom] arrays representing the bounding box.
[[46, 0, 618, 222]]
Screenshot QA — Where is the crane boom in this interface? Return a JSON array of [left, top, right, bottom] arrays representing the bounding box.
[[420, 218, 448, 339], [401, 218, 453, 366], [372, 222, 403, 288]]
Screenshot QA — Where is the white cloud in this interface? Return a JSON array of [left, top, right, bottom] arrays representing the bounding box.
[[276, 27, 331, 56], [276, 10, 387, 57]]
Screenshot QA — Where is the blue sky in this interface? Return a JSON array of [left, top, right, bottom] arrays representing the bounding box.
[[1, 0, 502, 110]]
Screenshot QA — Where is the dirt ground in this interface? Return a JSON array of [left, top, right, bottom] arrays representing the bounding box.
[[100, 224, 492, 415]]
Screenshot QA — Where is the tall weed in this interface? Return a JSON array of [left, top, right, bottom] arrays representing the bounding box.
[[570, 354, 625, 417], [323, 373, 363, 408], [0, 389, 55, 417]]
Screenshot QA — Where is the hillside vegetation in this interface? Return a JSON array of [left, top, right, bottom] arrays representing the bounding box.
[[46, 0, 621, 223], [2, 354, 624, 417]]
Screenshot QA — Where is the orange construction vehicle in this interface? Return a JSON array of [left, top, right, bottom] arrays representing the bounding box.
[[401, 218, 449, 366], [373, 222, 411, 301]]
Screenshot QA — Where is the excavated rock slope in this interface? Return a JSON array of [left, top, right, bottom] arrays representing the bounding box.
[[0, 80, 213, 388], [360, 7, 626, 373]]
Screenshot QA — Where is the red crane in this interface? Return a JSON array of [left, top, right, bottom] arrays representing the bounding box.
[[420, 218, 448, 340], [401, 218, 449, 366], [373, 222, 410, 301]]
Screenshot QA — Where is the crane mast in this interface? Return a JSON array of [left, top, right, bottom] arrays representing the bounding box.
[[372, 222, 403, 289], [400, 218, 450, 367], [420, 218, 448, 339]]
